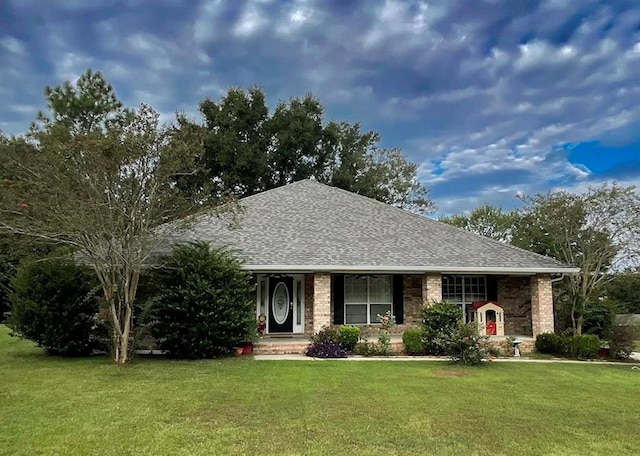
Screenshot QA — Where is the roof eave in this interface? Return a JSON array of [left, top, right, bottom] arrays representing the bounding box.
[[242, 264, 580, 275]]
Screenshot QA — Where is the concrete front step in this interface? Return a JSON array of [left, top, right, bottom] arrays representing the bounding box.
[[254, 339, 406, 355]]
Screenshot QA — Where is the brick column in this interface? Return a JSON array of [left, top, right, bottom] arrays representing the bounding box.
[[531, 274, 554, 336], [313, 272, 331, 334], [422, 273, 442, 307]]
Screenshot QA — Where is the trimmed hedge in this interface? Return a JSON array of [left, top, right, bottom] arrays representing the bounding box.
[[402, 329, 424, 355], [535, 332, 601, 359], [339, 325, 360, 353]]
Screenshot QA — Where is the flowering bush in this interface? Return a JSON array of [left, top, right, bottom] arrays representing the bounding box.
[[305, 340, 348, 358], [376, 310, 396, 355], [305, 326, 351, 358], [422, 301, 463, 355]]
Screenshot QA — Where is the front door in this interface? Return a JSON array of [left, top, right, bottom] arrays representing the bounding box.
[[268, 276, 294, 333]]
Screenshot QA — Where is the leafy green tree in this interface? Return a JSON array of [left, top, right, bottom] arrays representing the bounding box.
[[604, 268, 640, 314], [0, 70, 214, 364], [193, 88, 434, 214], [513, 184, 640, 335], [147, 242, 255, 359], [439, 204, 518, 243]]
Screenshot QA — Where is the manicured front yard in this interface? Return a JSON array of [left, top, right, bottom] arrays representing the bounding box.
[[1, 325, 638, 456]]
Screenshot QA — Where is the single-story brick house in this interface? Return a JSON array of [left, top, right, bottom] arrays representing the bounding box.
[[164, 179, 577, 349]]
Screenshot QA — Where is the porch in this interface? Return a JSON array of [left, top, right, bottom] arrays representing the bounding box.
[[255, 272, 554, 341], [253, 334, 536, 356]]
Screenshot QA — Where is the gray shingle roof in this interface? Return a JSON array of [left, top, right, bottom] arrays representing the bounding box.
[[163, 179, 577, 274]]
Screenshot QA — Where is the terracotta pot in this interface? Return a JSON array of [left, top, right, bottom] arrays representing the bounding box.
[[235, 347, 244, 356], [241, 342, 254, 355]]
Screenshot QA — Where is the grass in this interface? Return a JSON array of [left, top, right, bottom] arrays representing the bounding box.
[[1, 326, 639, 456]]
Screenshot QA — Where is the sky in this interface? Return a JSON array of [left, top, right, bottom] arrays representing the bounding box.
[[1, 0, 639, 215]]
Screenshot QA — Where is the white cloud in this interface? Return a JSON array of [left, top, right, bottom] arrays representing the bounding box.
[[193, 0, 224, 44], [0, 36, 26, 55], [233, 1, 270, 38]]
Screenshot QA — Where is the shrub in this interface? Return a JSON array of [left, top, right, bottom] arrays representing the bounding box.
[[535, 332, 561, 354], [354, 341, 382, 357], [422, 301, 463, 355], [7, 257, 106, 356], [306, 327, 348, 358], [609, 325, 639, 359], [445, 323, 491, 365], [339, 325, 360, 352], [402, 329, 424, 355], [535, 332, 572, 356], [376, 310, 396, 355], [444, 323, 490, 366], [570, 334, 601, 359], [147, 242, 255, 359], [305, 340, 348, 358], [310, 326, 341, 344]]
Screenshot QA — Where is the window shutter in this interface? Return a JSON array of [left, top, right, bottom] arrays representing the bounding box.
[[332, 274, 344, 325], [487, 275, 498, 301], [393, 275, 404, 324]]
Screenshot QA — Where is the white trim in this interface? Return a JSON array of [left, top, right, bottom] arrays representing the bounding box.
[[256, 274, 305, 335], [243, 264, 578, 274]]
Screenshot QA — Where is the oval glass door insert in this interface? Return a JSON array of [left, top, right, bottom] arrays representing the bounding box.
[[272, 282, 290, 324]]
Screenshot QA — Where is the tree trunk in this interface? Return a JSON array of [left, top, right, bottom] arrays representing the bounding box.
[[113, 327, 130, 364], [575, 314, 584, 336]]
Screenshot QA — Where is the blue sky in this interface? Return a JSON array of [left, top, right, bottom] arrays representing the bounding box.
[[1, 0, 639, 215]]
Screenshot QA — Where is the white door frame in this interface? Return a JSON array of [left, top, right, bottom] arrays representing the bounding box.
[[256, 274, 305, 334]]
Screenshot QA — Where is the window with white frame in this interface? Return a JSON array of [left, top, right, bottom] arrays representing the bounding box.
[[345, 275, 392, 324], [442, 275, 487, 322]]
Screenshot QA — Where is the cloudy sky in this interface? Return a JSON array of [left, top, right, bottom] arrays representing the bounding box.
[[1, 0, 639, 215]]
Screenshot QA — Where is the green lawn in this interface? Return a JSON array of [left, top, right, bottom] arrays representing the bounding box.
[[1, 326, 639, 456]]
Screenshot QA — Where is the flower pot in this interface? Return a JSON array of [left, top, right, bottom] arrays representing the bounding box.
[[235, 347, 244, 356], [241, 342, 253, 355]]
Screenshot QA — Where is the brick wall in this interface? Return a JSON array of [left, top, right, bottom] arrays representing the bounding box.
[[402, 274, 423, 327], [531, 274, 554, 336], [304, 273, 314, 337], [422, 273, 442, 306], [313, 272, 331, 334], [498, 276, 533, 336]]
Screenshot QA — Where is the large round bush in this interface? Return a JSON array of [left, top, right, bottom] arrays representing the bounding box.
[[422, 301, 463, 355], [148, 242, 255, 359], [7, 257, 105, 356]]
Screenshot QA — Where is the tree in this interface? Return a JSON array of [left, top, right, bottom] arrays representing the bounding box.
[[326, 122, 434, 214], [193, 88, 435, 214], [147, 242, 255, 359], [513, 184, 640, 335], [439, 204, 518, 243], [604, 268, 640, 314], [0, 70, 211, 364]]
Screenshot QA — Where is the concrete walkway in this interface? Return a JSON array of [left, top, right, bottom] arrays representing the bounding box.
[[255, 353, 640, 366]]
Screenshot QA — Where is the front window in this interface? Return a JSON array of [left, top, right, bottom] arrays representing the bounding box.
[[345, 275, 392, 324], [442, 275, 487, 322]]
